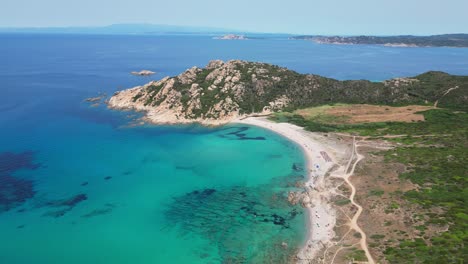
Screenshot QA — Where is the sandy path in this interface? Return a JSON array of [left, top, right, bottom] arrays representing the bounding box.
[[434, 86, 459, 107], [330, 137, 375, 264]]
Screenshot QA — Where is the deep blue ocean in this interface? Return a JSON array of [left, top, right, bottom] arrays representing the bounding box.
[[1, 34, 468, 264]]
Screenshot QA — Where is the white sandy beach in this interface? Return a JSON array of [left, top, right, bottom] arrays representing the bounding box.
[[234, 117, 347, 263]]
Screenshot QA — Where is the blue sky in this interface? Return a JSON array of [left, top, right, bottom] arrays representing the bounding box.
[[1, 0, 466, 35]]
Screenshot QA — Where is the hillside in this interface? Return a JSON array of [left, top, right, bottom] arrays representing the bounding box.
[[272, 105, 468, 263], [291, 34, 468, 47], [108, 60, 468, 125]]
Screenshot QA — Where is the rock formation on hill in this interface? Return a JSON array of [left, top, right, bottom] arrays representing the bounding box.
[[109, 60, 468, 125]]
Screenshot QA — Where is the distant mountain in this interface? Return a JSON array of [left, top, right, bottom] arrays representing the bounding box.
[[291, 34, 468, 47], [0, 23, 244, 35]]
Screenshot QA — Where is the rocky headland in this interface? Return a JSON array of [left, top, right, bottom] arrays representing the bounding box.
[[108, 60, 467, 125]]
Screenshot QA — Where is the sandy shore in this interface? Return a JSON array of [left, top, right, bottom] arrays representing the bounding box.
[[234, 117, 347, 263]]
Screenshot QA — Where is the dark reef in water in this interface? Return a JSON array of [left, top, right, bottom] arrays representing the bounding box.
[[219, 126, 266, 140], [164, 175, 304, 262], [43, 208, 70, 218], [292, 163, 304, 172], [0, 151, 104, 219], [0, 175, 36, 212], [268, 154, 283, 159], [41, 193, 88, 218], [175, 165, 196, 171], [81, 203, 115, 218], [141, 154, 158, 164], [0, 151, 41, 175], [0, 151, 40, 213], [59, 194, 88, 207], [189, 188, 216, 198]]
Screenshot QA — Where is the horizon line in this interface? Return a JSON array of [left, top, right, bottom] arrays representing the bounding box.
[[0, 23, 467, 36]]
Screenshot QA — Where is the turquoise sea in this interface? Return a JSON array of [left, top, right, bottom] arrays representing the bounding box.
[[1, 34, 468, 263]]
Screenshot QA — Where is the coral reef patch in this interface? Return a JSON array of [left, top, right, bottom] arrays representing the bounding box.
[[0, 151, 40, 213], [165, 175, 305, 263], [40, 194, 88, 218], [218, 126, 266, 140]]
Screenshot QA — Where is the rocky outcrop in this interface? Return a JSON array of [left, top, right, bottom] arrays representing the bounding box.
[[108, 60, 468, 125], [109, 60, 293, 125], [131, 70, 155, 76]]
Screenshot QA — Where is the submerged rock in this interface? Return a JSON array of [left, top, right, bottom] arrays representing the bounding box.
[[219, 126, 266, 140], [40, 193, 88, 218], [0, 151, 40, 175], [85, 97, 101, 103], [0, 151, 40, 213], [60, 194, 87, 207], [164, 181, 304, 262], [43, 208, 70, 218], [292, 163, 304, 172], [84, 93, 106, 104], [287, 191, 302, 206], [81, 204, 114, 218], [0, 175, 36, 213]]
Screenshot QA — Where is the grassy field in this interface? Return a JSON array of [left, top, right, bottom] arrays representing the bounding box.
[[273, 105, 467, 263], [292, 104, 431, 124]]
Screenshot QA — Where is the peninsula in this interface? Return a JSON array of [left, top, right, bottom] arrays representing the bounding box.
[[109, 60, 467, 263], [109, 60, 467, 125], [291, 34, 468, 47]]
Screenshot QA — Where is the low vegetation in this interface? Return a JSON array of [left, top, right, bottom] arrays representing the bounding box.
[[119, 60, 468, 122], [273, 106, 467, 263]]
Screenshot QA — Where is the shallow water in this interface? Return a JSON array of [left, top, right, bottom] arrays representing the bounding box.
[[0, 115, 306, 263], [1, 34, 467, 263]]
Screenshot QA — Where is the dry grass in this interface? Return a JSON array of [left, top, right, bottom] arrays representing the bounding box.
[[294, 104, 434, 124]]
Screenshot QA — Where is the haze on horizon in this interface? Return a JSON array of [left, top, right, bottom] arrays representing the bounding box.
[[1, 0, 467, 35]]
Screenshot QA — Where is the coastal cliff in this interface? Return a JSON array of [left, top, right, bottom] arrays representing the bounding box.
[[109, 60, 468, 125]]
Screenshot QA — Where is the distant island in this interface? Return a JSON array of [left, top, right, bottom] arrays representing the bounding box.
[[131, 70, 155, 76], [214, 34, 248, 40], [291, 34, 468, 47]]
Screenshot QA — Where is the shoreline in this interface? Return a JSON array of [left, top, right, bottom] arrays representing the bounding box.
[[106, 101, 352, 262], [234, 117, 344, 262]]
